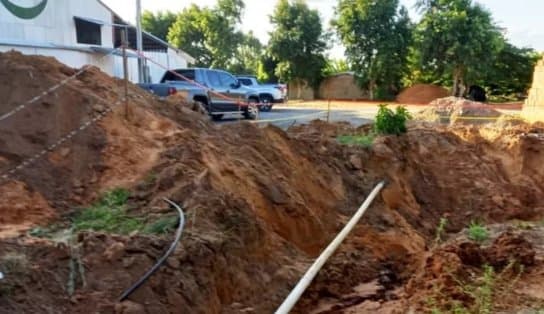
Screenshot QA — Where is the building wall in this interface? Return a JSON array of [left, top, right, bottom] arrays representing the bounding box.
[[143, 48, 188, 83], [318, 74, 368, 100], [1, 1, 190, 83], [0, 0, 113, 48], [288, 81, 315, 100], [0, 45, 115, 73]]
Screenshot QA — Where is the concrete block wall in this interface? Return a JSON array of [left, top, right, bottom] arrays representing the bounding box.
[[524, 57, 544, 121]]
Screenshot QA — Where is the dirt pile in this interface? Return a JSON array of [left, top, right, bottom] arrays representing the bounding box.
[[403, 225, 544, 313], [416, 96, 502, 125], [288, 121, 544, 313], [0, 52, 369, 312], [396, 84, 450, 104], [2, 52, 544, 313]]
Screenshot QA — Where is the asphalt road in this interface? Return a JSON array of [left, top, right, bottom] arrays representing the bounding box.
[[217, 101, 523, 129], [218, 104, 379, 129]]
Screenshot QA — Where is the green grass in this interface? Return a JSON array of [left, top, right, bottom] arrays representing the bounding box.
[[73, 188, 182, 236], [467, 221, 489, 243], [144, 216, 179, 235], [73, 188, 144, 235], [337, 133, 376, 148]]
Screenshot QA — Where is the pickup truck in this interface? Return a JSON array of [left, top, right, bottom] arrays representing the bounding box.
[[138, 68, 263, 120], [237, 75, 287, 111]]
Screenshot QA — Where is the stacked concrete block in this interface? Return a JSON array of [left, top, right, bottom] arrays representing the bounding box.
[[524, 57, 544, 121]]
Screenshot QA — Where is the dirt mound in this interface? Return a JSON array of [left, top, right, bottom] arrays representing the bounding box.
[[403, 226, 543, 313], [0, 50, 206, 228], [396, 84, 450, 104], [416, 96, 502, 125], [2, 52, 544, 313]]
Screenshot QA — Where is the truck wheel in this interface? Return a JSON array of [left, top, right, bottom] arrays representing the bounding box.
[[260, 95, 273, 112], [243, 99, 259, 120], [211, 114, 224, 121]]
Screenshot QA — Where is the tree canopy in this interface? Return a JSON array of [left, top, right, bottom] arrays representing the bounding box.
[[167, 0, 245, 69], [333, 0, 412, 99], [414, 0, 504, 96], [141, 10, 176, 42], [268, 0, 328, 88]]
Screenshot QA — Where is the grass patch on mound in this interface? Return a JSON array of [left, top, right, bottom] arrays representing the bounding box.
[[73, 188, 180, 236], [337, 133, 376, 148], [73, 188, 143, 235]]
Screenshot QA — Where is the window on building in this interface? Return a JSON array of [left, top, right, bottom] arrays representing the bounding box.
[[75, 18, 102, 45]]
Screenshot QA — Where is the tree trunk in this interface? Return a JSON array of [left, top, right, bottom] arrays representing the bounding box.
[[369, 80, 376, 100], [452, 67, 465, 97]]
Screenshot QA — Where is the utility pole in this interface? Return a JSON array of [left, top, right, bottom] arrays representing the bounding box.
[[136, 0, 144, 83]]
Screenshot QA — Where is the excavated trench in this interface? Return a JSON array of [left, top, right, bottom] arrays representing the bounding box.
[[1, 52, 544, 313]]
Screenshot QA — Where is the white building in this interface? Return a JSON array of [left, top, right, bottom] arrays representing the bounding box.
[[0, 0, 195, 83]]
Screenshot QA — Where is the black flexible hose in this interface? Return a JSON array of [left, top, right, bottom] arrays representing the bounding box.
[[118, 198, 185, 302]]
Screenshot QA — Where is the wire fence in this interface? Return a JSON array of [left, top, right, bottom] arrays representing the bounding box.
[[0, 95, 125, 184]]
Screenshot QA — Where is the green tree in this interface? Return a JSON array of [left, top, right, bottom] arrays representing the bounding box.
[[268, 0, 328, 97], [333, 0, 412, 100], [228, 32, 263, 74], [167, 0, 245, 68], [478, 43, 540, 98], [322, 58, 351, 77], [414, 0, 504, 96], [141, 10, 176, 42], [256, 52, 279, 83]]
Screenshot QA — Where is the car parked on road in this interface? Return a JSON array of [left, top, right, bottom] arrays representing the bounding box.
[[236, 75, 287, 111], [138, 68, 261, 120]]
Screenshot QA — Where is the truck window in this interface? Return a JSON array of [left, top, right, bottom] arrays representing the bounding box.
[[161, 70, 196, 83], [207, 71, 221, 88], [218, 72, 238, 88], [238, 78, 252, 86]]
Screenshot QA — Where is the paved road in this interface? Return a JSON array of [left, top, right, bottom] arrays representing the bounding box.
[[217, 101, 523, 129], [219, 104, 380, 129]]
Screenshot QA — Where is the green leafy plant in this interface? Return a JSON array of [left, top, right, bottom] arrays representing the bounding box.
[[375, 104, 411, 135], [73, 188, 143, 235], [467, 221, 489, 243], [337, 133, 376, 148]]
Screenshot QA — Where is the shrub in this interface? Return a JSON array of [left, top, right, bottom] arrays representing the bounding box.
[[374, 104, 411, 135]]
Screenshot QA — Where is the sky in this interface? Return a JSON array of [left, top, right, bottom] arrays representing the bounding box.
[[102, 0, 544, 58]]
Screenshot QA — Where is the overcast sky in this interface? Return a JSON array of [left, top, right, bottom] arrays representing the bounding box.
[[102, 0, 544, 58]]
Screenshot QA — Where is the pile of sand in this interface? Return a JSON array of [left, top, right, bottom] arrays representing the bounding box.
[[396, 84, 449, 104], [415, 96, 502, 124]]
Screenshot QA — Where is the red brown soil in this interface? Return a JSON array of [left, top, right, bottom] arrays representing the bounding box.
[[402, 226, 544, 313], [1, 52, 544, 313], [396, 84, 450, 104]]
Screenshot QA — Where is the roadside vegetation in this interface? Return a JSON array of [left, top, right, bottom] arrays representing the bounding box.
[[143, 0, 539, 101]]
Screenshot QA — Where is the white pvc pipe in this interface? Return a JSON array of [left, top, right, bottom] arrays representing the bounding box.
[[275, 181, 386, 314]]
